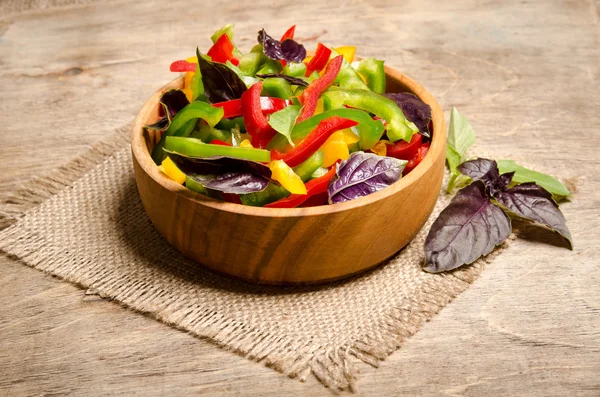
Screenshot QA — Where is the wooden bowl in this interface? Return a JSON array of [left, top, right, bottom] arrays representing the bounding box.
[[131, 65, 446, 285]]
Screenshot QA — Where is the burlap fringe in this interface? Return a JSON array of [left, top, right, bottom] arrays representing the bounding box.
[[0, 124, 514, 391], [0, 124, 130, 230]]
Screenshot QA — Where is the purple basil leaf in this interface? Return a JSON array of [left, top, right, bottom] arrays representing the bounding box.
[[328, 152, 406, 204], [188, 172, 269, 194], [146, 89, 190, 131], [197, 48, 247, 103], [494, 182, 573, 248], [165, 151, 271, 194], [424, 181, 512, 273], [256, 73, 309, 87], [458, 158, 515, 195], [257, 29, 306, 63], [385, 92, 432, 138]]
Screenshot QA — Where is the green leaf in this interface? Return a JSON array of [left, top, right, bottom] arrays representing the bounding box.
[[497, 160, 571, 198], [447, 107, 476, 171], [268, 105, 302, 146], [190, 56, 204, 101]]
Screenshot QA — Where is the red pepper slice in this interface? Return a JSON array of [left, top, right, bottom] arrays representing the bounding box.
[[299, 191, 329, 207], [271, 116, 358, 167], [403, 143, 430, 175], [222, 193, 243, 204], [386, 134, 422, 160], [265, 167, 337, 208], [241, 82, 277, 148], [280, 25, 296, 42], [305, 43, 332, 77], [213, 97, 289, 119], [170, 60, 197, 72], [210, 139, 231, 146], [207, 34, 240, 66], [296, 55, 344, 123]]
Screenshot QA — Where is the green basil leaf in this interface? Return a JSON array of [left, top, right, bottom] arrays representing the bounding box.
[[447, 107, 476, 172], [267, 105, 302, 146], [497, 159, 571, 198]]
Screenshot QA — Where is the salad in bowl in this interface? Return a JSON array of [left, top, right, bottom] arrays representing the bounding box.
[[147, 24, 433, 209]]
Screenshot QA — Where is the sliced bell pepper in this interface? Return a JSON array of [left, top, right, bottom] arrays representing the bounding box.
[[269, 160, 306, 194], [267, 108, 384, 151], [212, 96, 289, 118], [271, 116, 358, 167], [386, 133, 422, 160], [304, 43, 332, 76], [207, 33, 240, 66], [151, 102, 224, 164], [164, 136, 271, 162], [261, 77, 293, 99], [283, 62, 307, 77], [239, 139, 253, 148], [334, 46, 356, 63], [403, 143, 430, 175], [320, 129, 360, 167], [241, 82, 278, 148], [355, 58, 386, 94], [170, 60, 197, 72], [280, 25, 296, 42], [239, 150, 324, 206], [370, 140, 388, 157], [257, 60, 283, 75], [209, 139, 231, 146], [211, 24, 234, 43], [160, 157, 186, 184], [296, 55, 344, 123], [334, 56, 370, 90], [323, 88, 418, 143], [264, 166, 336, 208]]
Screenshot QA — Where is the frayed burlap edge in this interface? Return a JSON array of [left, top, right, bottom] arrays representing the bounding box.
[[0, 126, 515, 391]]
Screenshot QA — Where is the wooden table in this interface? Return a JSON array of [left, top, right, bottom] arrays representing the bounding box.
[[1, 1, 598, 395]]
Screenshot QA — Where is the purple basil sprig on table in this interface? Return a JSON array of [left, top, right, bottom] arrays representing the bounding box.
[[257, 29, 306, 63], [328, 152, 406, 204], [424, 158, 572, 273], [145, 89, 190, 131]]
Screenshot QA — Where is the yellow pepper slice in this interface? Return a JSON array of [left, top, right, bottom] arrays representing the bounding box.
[[370, 140, 388, 157], [269, 160, 307, 194], [182, 56, 199, 101], [160, 157, 186, 184], [334, 46, 356, 63], [320, 129, 360, 167], [314, 98, 325, 115], [240, 139, 253, 148]]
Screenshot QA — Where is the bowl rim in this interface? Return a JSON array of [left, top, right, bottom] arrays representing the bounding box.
[[131, 64, 446, 218]]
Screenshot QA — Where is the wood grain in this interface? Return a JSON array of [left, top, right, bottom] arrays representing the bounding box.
[[131, 71, 445, 284], [1, 0, 599, 395]]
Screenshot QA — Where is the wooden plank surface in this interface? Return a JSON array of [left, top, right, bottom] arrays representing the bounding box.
[[1, 0, 599, 395]]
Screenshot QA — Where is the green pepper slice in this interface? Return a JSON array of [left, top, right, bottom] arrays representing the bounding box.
[[355, 58, 386, 94], [165, 137, 270, 162], [261, 77, 293, 99], [323, 89, 417, 143], [151, 102, 224, 164], [266, 108, 385, 151]]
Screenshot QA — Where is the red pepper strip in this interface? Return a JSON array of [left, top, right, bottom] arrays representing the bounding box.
[[299, 191, 328, 207], [210, 139, 231, 146], [403, 143, 430, 175], [305, 43, 332, 77], [280, 25, 296, 42], [265, 167, 337, 208], [271, 116, 358, 167], [207, 34, 240, 66], [296, 55, 344, 123], [222, 193, 243, 204], [241, 81, 277, 148], [386, 134, 422, 160], [170, 60, 197, 72], [213, 97, 289, 119]]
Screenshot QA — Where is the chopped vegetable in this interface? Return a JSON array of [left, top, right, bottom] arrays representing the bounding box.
[[156, 24, 434, 206]]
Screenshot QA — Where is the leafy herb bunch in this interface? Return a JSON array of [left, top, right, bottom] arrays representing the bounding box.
[[424, 109, 572, 273]]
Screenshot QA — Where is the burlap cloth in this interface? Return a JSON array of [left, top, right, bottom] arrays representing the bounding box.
[[0, 127, 511, 390]]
